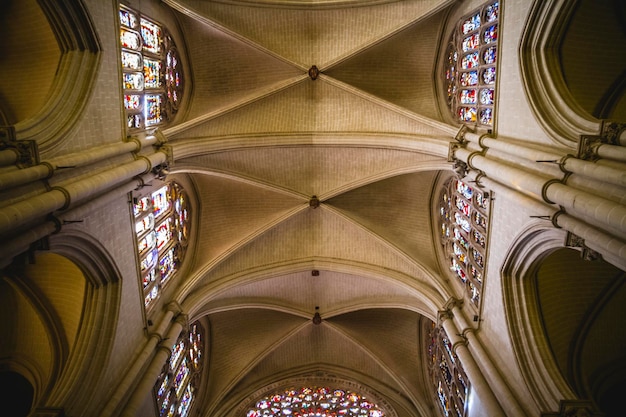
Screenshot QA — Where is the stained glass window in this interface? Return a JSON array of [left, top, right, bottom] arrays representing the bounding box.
[[445, 2, 499, 127], [246, 386, 385, 417], [133, 182, 190, 308], [119, 5, 183, 131], [155, 322, 204, 417], [439, 177, 490, 307], [427, 323, 470, 417]]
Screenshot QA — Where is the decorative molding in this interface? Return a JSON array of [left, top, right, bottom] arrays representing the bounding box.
[[15, 0, 102, 153], [519, 0, 599, 147]]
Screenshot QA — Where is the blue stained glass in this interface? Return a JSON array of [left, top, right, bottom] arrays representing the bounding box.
[[460, 89, 477, 105], [119, 9, 138, 29], [482, 67, 496, 84], [483, 46, 497, 64], [460, 71, 478, 86], [462, 12, 480, 35], [480, 88, 494, 105], [485, 2, 499, 23], [480, 108, 493, 125], [483, 24, 498, 43], [461, 52, 479, 69]]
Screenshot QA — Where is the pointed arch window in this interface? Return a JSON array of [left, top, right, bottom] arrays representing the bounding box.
[[246, 387, 385, 417], [119, 5, 183, 131], [155, 321, 204, 417], [427, 323, 470, 417], [445, 1, 499, 126], [439, 177, 490, 307], [133, 182, 190, 308]]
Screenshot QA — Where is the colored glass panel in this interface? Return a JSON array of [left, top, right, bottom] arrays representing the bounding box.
[[135, 213, 154, 235], [480, 88, 494, 105], [460, 89, 477, 105], [455, 180, 473, 199], [170, 339, 185, 371], [483, 46, 497, 64], [141, 248, 158, 271], [480, 108, 493, 125], [459, 71, 478, 87], [119, 8, 138, 29], [144, 58, 161, 89], [248, 387, 384, 417], [462, 33, 480, 52], [485, 2, 499, 23], [122, 51, 142, 70], [145, 94, 163, 126], [142, 268, 157, 289], [124, 72, 144, 90], [461, 12, 480, 35], [473, 211, 487, 229], [145, 285, 159, 306], [124, 94, 140, 110], [455, 196, 471, 217], [458, 107, 477, 122], [159, 247, 176, 284], [482, 67, 496, 84], [155, 218, 172, 250], [483, 24, 497, 43], [121, 29, 141, 50], [141, 19, 161, 54], [127, 114, 142, 129], [472, 229, 486, 248], [138, 231, 156, 253], [461, 52, 479, 69], [152, 185, 170, 218]]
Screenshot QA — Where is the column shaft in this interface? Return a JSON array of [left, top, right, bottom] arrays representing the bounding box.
[[121, 317, 185, 417], [441, 315, 505, 417]]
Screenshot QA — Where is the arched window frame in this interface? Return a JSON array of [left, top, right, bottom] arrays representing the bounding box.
[[133, 181, 190, 308], [427, 323, 470, 417], [438, 177, 490, 308], [246, 386, 385, 417], [445, 1, 499, 127], [154, 321, 204, 417], [119, 5, 183, 131]]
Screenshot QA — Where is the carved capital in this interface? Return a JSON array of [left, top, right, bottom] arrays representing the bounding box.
[[600, 121, 626, 145], [541, 400, 603, 417], [0, 126, 39, 166]]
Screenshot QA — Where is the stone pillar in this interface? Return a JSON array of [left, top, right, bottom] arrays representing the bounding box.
[[120, 313, 186, 417], [439, 309, 505, 417], [98, 303, 181, 417], [0, 150, 166, 235]]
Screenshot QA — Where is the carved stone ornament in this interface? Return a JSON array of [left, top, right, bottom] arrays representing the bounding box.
[[600, 121, 626, 145], [308, 65, 320, 80]]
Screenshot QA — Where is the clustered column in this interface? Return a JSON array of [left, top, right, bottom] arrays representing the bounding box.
[[452, 122, 626, 271]]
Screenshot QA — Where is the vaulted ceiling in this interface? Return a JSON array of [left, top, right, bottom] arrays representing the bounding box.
[[159, 1, 459, 416]]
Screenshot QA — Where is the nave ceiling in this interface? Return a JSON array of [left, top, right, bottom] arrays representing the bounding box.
[[157, 1, 458, 415]]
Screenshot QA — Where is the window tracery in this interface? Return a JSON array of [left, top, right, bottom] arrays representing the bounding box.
[[155, 321, 204, 417], [445, 1, 499, 126], [439, 177, 490, 307], [427, 323, 469, 417], [119, 5, 183, 131], [133, 182, 190, 308], [246, 386, 384, 417]]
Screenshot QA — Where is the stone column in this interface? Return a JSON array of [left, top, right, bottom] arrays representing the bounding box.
[[98, 303, 181, 417], [439, 309, 505, 417], [120, 313, 186, 417]]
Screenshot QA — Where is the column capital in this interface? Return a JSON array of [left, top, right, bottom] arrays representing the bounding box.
[[541, 399, 603, 417]]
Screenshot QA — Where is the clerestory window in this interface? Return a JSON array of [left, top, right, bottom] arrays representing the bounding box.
[[439, 177, 490, 308], [119, 5, 183, 131], [155, 321, 204, 417], [445, 1, 499, 126], [427, 322, 470, 417], [133, 182, 190, 308]]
